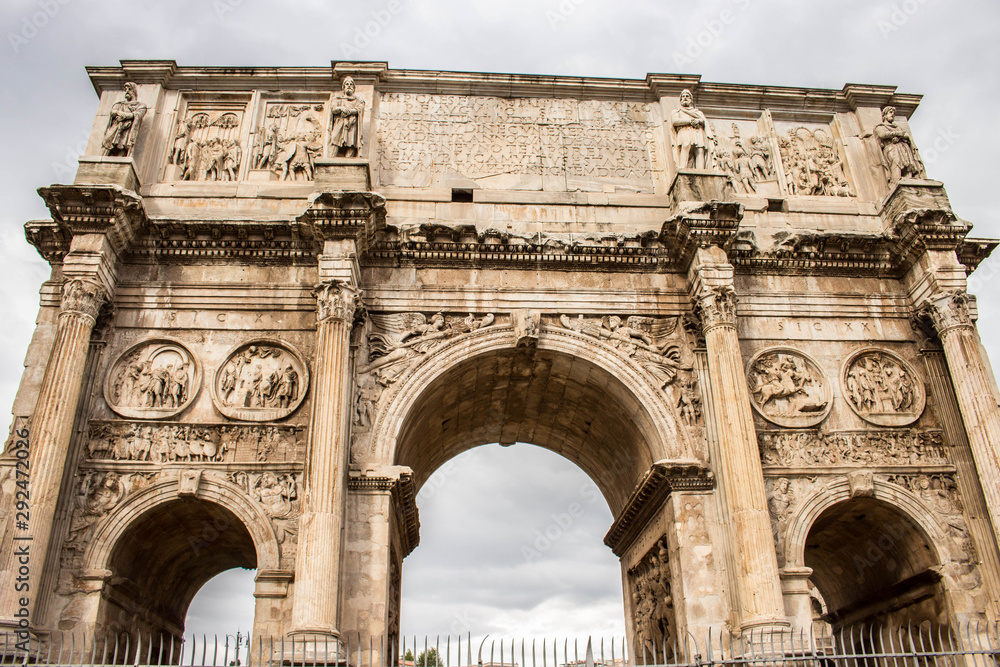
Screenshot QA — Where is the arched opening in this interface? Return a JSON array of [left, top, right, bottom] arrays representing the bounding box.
[[393, 346, 668, 516], [185, 567, 256, 638], [98, 498, 258, 654], [401, 443, 625, 637], [386, 342, 679, 641], [804, 497, 947, 629]]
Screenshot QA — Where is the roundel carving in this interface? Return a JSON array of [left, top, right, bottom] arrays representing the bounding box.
[[212, 340, 309, 421], [105, 338, 201, 419], [746, 347, 832, 428], [842, 348, 925, 426]]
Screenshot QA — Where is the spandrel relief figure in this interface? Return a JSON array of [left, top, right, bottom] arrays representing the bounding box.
[[67, 472, 125, 544], [559, 314, 684, 389], [101, 82, 147, 157], [747, 349, 831, 428], [843, 350, 925, 426], [874, 105, 926, 185], [669, 89, 711, 170], [358, 312, 495, 386], [212, 341, 309, 421], [329, 76, 364, 158], [105, 340, 200, 419]]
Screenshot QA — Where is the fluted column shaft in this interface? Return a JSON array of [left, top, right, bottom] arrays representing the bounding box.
[[291, 280, 360, 636], [690, 247, 786, 631], [1, 278, 105, 625], [926, 291, 1000, 551]]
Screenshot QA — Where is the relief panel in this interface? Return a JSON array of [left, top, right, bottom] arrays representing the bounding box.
[[104, 339, 201, 420], [166, 99, 248, 182], [746, 348, 831, 428], [212, 341, 310, 422], [842, 348, 925, 427], [375, 94, 665, 192]]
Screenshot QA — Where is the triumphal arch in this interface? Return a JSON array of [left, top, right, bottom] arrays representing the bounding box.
[[3, 60, 1000, 655]]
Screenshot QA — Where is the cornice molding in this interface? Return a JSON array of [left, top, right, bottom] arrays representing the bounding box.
[[84, 61, 922, 116], [604, 461, 714, 557], [30, 185, 147, 262]]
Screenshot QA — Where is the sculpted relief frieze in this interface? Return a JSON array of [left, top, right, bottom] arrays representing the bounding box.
[[882, 473, 974, 563], [212, 341, 309, 421], [251, 103, 325, 180], [104, 339, 201, 420], [746, 348, 831, 428], [230, 471, 301, 562], [709, 120, 778, 196], [629, 538, 675, 662], [375, 94, 663, 191], [85, 421, 303, 463], [167, 103, 246, 182], [558, 314, 684, 389], [843, 349, 925, 426], [759, 429, 947, 468], [776, 125, 853, 197]]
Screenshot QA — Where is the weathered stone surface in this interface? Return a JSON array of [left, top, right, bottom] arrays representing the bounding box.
[[3, 62, 1000, 647]]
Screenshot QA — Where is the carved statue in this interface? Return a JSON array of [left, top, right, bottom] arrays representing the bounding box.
[[101, 82, 147, 157], [669, 90, 711, 170], [874, 106, 925, 184], [329, 76, 364, 158]]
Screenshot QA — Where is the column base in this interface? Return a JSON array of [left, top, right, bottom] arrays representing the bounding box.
[[736, 619, 794, 659], [273, 633, 349, 666]]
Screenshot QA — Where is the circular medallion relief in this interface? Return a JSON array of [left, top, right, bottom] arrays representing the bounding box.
[[746, 347, 832, 428], [842, 348, 925, 426], [212, 340, 309, 421], [104, 338, 201, 419]]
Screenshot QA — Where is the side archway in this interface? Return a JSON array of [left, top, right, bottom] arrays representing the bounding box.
[[82, 476, 281, 640], [783, 478, 966, 627]]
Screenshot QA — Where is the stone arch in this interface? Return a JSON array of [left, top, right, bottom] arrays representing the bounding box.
[[783, 478, 966, 626], [82, 475, 281, 638], [369, 323, 695, 515]]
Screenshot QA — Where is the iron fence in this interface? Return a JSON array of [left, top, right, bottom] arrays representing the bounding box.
[[1, 622, 998, 667]]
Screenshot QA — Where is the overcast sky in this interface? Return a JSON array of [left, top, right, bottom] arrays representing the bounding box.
[[3, 0, 1000, 647]]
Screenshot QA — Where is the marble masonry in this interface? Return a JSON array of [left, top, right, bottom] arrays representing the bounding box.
[[2, 61, 1000, 658]]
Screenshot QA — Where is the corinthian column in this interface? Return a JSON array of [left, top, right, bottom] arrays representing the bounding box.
[[291, 280, 361, 637], [924, 290, 1000, 544], [689, 246, 786, 632], [0, 278, 106, 625]]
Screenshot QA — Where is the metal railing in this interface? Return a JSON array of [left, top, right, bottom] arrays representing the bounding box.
[[2, 622, 998, 666]]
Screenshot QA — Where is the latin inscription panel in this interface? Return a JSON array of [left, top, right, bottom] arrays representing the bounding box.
[[375, 94, 665, 192]]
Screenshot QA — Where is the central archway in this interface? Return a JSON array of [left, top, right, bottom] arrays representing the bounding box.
[[380, 327, 692, 516], [361, 327, 696, 648]]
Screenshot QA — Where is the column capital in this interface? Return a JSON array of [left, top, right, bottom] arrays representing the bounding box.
[[692, 284, 738, 332], [60, 278, 107, 322], [921, 289, 974, 337], [314, 280, 362, 324]]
